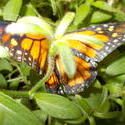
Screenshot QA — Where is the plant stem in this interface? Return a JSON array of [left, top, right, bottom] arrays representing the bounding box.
[[7, 76, 23, 82], [0, 89, 29, 97], [29, 55, 54, 96]]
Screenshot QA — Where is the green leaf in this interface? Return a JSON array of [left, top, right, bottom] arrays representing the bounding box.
[[9, 80, 20, 89], [92, 1, 114, 12], [91, 2, 125, 22], [19, 63, 31, 76], [106, 55, 125, 76], [65, 116, 87, 124], [105, 74, 125, 85], [0, 9, 2, 16], [86, 0, 94, 4], [97, 88, 108, 108], [88, 116, 96, 125], [3, 0, 22, 21], [33, 110, 47, 125], [105, 83, 123, 95], [55, 12, 75, 39], [56, 41, 76, 78], [93, 80, 102, 89], [95, 88, 110, 112], [94, 111, 121, 119], [75, 95, 92, 114], [22, 3, 38, 16], [6, 22, 48, 35], [35, 93, 82, 119], [50, 0, 63, 17], [30, 0, 49, 8], [0, 45, 10, 58], [113, 98, 124, 107], [97, 100, 110, 113], [0, 59, 13, 72], [114, 9, 125, 21], [84, 93, 105, 110], [50, 0, 57, 16], [73, 4, 91, 25], [90, 11, 112, 23], [51, 120, 64, 125], [17, 16, 54, 38], [0, 92, 41, 125], [0, 110, 6, 125], [0, 74, 7, 88]]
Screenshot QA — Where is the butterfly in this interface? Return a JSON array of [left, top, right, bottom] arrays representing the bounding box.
[[0, 21, 125, 94]]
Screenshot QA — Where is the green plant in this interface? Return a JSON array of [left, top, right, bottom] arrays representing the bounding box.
[[0, 0, 125, 125]]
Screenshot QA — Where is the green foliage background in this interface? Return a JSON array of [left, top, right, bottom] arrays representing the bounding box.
[[0, 0, 125, 125]]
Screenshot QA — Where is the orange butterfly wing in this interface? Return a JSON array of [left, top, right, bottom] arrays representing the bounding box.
[[46, 23, 125, 94], [0, 22, 49, 74]]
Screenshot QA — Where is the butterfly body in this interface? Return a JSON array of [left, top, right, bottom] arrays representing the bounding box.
[[0, 21, 125, 94]]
